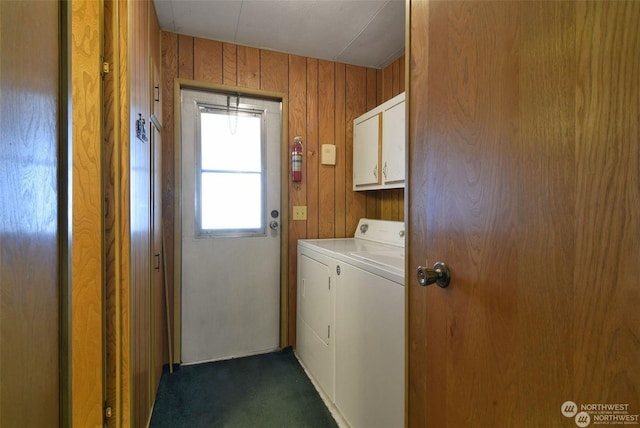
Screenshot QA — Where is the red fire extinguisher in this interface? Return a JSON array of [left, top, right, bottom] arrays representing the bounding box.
[[291, 136, 303, 182]]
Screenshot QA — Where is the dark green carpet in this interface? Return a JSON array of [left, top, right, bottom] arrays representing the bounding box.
[[149, 347, 338, 428]]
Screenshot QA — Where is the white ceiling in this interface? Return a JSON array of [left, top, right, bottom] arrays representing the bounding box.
[[154, 0, 405, 69]]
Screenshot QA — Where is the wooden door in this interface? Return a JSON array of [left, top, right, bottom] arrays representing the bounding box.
[[407, 1, 640, 426], [0, 0, 61, 426]]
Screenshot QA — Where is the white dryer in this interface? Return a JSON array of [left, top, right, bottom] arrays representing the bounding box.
[[296, 219, 405, 428]]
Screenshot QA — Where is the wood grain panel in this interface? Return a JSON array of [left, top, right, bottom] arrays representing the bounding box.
[[366, 68, 378, 111], [178, 35, 194, 79], [194, 38, 222, 84], [334, 63, 347, 238], [288, 54, 307, 344], [409, 1, 640, 426], [573, 0, 640, 404], [161, 31, 177, 363], [345, 65, 368, 235], [223, 43, 237, 86], [398, 55, 405, 93], [116, 0, 131, 424], [70, 0, 104, 425], [318, 60, 335, 239], [149, 0, 165, 406], [237, 45, 260, 89], [382, 62, 394, 103], [260, 50, 288, 93], [407, 2, 431, 425], [103, 0, 119, 425], [306, 58, 319, 239], [130, 1, 152, 425], [0, 1, 60, 426], [514, 2, 575, 417]]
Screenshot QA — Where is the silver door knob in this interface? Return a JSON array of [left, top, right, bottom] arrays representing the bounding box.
[[269, 220, 279, 230], [416, 262, 450, 288]]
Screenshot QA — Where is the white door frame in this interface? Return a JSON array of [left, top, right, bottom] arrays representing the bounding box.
[[172, 80, 290, 363]]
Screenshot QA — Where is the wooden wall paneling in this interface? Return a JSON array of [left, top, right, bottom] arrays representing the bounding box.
[[161, 31, 177, 362], [237, 45, 261, 89], [382, 62, 394, 102], [391, 58, 400, 95], [178, 35, 194, 79], [366, 68, 382, 219], [398, 55, 406, 93], [70, 0, 104, 425], [130, 0, 155, 425], [103, 0, 120, 425], [116, 0, 131, 424], [318, 60, 336, 239], [0, 0, 60, 426], [260, 50, 289, 93], [306, 58, 319, 239], [288, 54, 307, 345], [194, 38, 223, 84], [223, 43, 237, 86], [334, 63, 347, 238], [345, 65, 368, 235], [149, 0, 165, 404], [366, 68, 378, 111], [376, 69, 383, 106]]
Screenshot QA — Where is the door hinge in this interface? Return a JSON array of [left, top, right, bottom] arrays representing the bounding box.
[[101, 60, 110, 77], [328, 277, 331, 290], [104, 404, 113, 420], [328, 325, 330, 339]]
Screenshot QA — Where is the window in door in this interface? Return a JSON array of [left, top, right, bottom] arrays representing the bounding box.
[[196, 103, 266, 237]]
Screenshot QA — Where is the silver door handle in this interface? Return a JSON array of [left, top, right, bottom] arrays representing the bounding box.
[[269, 220, 279, 230], [416, 262, 451, 288]]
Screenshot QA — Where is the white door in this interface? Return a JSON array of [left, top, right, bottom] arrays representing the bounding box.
[[180, 89, 282, 364]]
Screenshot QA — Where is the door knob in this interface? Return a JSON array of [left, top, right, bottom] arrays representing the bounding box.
[[269, 220, 279, 230], [416, 262, 451, 288]]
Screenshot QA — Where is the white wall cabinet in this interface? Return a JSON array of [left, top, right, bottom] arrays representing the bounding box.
[[353, 92, 405, 190]]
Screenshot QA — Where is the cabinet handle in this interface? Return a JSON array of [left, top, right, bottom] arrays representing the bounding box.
[[383, 161, 388, 179], [373, 164, 378, 179]]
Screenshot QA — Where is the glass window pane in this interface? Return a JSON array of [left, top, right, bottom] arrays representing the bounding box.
[[200, 111, 261, 172], [201, 172, 262, 230]]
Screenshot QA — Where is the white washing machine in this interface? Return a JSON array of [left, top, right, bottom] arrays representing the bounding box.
[[296, 219, 405, 428]]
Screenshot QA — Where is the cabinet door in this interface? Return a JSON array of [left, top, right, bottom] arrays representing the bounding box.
[[353, 113, 381, 188], [382, 97, 405, 185]]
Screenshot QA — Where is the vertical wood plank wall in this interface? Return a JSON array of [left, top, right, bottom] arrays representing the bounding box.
[[161, 32, 405, 346], [104, 0, 163, 425], [131, 1, 152, 426]]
